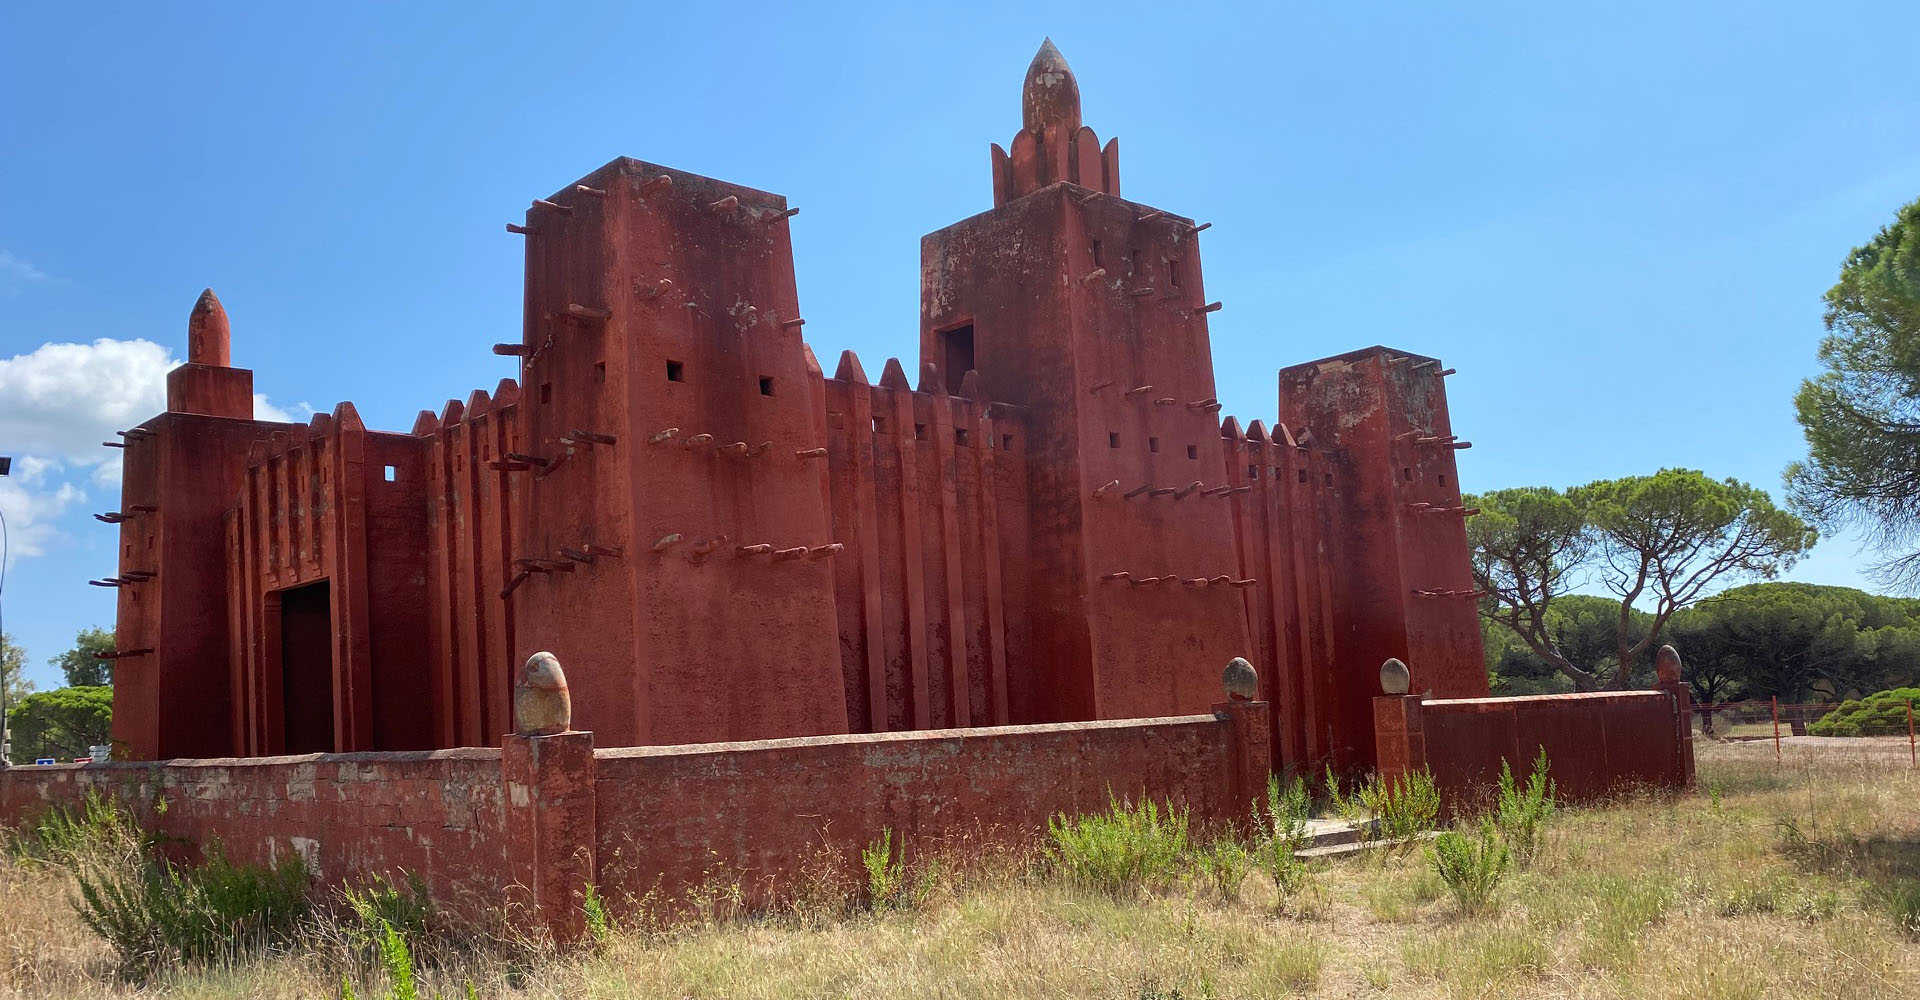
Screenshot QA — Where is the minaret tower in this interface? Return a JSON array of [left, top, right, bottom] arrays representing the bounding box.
[[919, 40, 1250, 721]]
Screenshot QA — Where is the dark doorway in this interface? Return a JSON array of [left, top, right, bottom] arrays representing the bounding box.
[[279, 581, 335, 754], [941, 324, 975, 395]]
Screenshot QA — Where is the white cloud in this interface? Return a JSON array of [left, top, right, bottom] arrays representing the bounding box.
[[0, 339, 173, 463], [0, 250, 49, 293], [0, 337, 304, 572], [254, 395, 291, 423], [0, 457, 85, 570]]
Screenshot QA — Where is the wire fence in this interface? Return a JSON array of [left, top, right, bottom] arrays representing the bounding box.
[[1693, 697, 1918, 766]]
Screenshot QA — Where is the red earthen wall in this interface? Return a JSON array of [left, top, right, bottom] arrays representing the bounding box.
[[591, 708, 1264, 904], [0, 752, 507, 909], [1376, 691, 1691, 809], [5, 705, 1267, 937]]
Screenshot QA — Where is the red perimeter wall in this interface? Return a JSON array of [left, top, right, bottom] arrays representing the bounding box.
[[0, 751, 507, 909], [1, 702, 1267, 940], [593, 710, 1264, 903], [1375, 688, 1694, 811]]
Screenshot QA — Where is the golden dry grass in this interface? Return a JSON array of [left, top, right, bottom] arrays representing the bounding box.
[[3, 743, 1917, 999]]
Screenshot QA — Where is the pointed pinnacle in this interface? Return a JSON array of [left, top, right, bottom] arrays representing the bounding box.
[[187, 288, 231, 367], [1023, 37, 1081, 135]]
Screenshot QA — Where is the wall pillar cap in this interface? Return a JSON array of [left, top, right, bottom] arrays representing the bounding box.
[[513, 652, 572, 737]]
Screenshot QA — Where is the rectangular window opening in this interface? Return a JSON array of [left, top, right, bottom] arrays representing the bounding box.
[[1109, 432, 1121, 449], [914, 423, 928, 441], [539, 383, 552, 404], [1403, 467, 1413, 481], [1439, 473, 1449, 487], [383, 465, 397, 483], [1148, 437, 1160, 453], [1002, 433, 1014, 450], [1168, 257, 1183, 288], [955, 428, 970, 447], [873, 416, 887, 434], [1298, 468, 1308, 484], [759, 376, 775, 396], [593, 361, 607, 384], [1091, 240, 1104, 267], [666, 360, 684, 382], [940, 324, 975, 395], [1186, 444, 1199, 460], [1324, 473, 1333, 487]]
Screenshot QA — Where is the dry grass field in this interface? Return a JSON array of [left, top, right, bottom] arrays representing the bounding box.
[[2, 742, 1916, 999]]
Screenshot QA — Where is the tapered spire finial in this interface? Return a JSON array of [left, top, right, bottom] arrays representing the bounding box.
[[1022, 38, 1081, 135], [187, 288, 231, 367]]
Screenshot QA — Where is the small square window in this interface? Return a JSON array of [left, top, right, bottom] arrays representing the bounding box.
[[1439, 474, 1449, 487], [1403, 467, 1413, 481], [1149, 437, 1160, 453], [1324, 473, 1333, 487], [873, 416, 887, 434], [1248, 464, 1260, 479], [539, 383, 552, 404], [914, 423, 928, 441], [1272, 466, 1281, 478], [1186, 445, 1198, 460], [593, 362, 607, 384], [1109, 432, 1121, 449], [1002, 434, 1014, 450], [759, 376, 775, 396], [955, 428, 970, 447], [666, 360, 685, 382], [383, 465, 398, 483], [1297, 468, 1308, 484]]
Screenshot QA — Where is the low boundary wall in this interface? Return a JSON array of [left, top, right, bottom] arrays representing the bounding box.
[[1, 700, 1269, 941], [1374, 679, 1695, 809]]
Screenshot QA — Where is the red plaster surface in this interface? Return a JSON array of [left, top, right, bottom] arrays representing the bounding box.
[[591, 708, 1263, 904], [1389, 691, 1692, 808], [0, 752, 506, 910]]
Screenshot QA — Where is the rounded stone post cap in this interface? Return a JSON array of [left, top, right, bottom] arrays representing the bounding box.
[[1380, 657, 1411, 695], [1223, 657, 1258, 701], [513, 651, 572, 737], [1655, 644, 1683, 686]]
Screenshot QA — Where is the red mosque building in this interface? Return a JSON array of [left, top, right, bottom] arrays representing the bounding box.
[[101, 40, 1487, 769]]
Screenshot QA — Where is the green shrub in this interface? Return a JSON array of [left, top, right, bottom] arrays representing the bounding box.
[[74, 841, 311, 975], [862, 828, 904, 911], [860, 828, 940, 912], [1047, 795, 1190, 898], [1327, 767, 1440, 855], [1194, 838, 1250, 901], [1427, 818, 1510, 915], [1495, 748, 1557, 868], [1808, 687, 1920, 736], [342, 871, 435, 956], [1252, 774, 1313, 900], [376, 920, 418, 1000], [4, 791, 142, 867]]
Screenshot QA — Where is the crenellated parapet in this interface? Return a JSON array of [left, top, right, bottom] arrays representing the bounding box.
[[820, 351, 1028, 733]]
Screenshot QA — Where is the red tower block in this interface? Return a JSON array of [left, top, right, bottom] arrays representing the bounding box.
[[922, 43, 1250, 722], [508, 159, 849, 746], [1279, 347, 1487, 769]]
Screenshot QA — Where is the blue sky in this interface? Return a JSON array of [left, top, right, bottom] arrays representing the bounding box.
[[2, 2, 1917, 688]]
